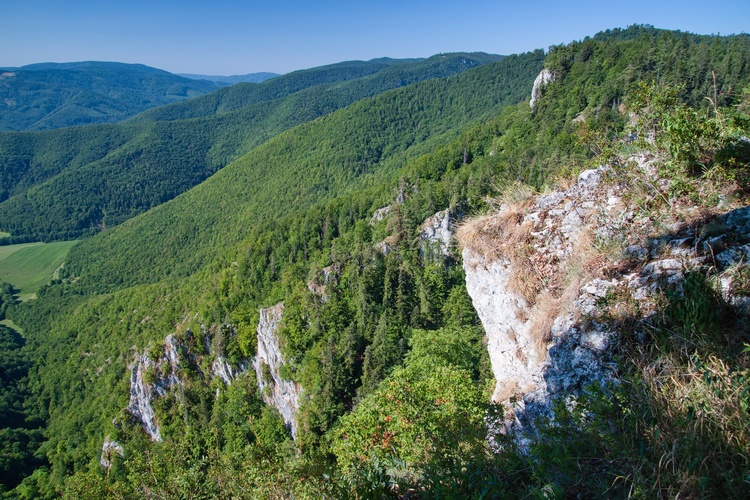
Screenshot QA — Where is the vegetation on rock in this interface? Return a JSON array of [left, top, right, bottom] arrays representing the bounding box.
[[2, 26, 750, 498]]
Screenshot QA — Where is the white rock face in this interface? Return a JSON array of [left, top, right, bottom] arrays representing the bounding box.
[[253, 303, 301, 439], [127, 355, 165, 441], [370, 205, 391, 225], [460, 165, 630, 444], [126, 329, 248, 441], [212, 356, 235, 385], [420, 209, 453, 258], [100, 436, 124, 468], [462, 158, 750, 447], [126, 335, 183, 441], [463, 249, 543, 403], [530, 68, 554, 110]]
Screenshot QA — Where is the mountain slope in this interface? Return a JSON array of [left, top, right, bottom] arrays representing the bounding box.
[[0, 62, 223, 131], [177, 72, 280, 84], [65, 51, 544, 290], [130, 54, 501, 123], [0, 53, 503, 243], [5, 26, 750, 497]]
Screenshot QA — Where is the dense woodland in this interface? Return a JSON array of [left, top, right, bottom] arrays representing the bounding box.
[[2, 26, 750, 497], [0, 53, 504, 243], [0, 62, 224, 132]]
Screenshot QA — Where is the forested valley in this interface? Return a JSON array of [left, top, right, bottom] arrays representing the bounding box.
[[2, 26, 750, 498]]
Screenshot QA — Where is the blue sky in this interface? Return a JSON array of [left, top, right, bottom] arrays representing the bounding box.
[[2, 0, 748, 75]]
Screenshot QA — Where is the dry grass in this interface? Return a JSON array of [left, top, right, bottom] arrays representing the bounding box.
[[459, 177, 611, 357], [456, 205, 533, 262], [526, 230, 604, 357], [626, 341, 750, 497], [489, 180, 536, 207]]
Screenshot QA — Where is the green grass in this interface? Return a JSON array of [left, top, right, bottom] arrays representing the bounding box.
[[0, 231, 10, 238], [0, 240, 78, 300], [0, 318, 23, 334]]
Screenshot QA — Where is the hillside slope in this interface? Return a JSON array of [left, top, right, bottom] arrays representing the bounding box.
[[0, 62, 223, 131], [65, 51, 544, 291], [0, 53, 503, 243], [176, 72, 280, 84], [4, 26, 750, 497]]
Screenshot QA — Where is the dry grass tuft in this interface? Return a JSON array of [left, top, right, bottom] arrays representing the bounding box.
[[529, 291, 562, 353], [507, 252, 544, 305], [456, 204, 533, 262], [527, 230, 603, 357]]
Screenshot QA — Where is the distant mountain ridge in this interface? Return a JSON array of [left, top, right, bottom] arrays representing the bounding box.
[[0, 52, 506, 242], [177, 72, 280, 84], [0, 61, 224, 131], [132, 53, 503, 123]]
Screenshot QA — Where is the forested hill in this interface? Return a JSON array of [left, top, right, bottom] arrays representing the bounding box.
[[3, 26, 750, 497], [0, 62, 224, 131], [131, 54, 502, 123], [176, 72, 280, 84], [0, 53, 502, 244], [65, 51, 544, 291]]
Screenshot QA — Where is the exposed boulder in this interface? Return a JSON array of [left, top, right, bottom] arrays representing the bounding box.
[[419, 209, 454, 258], [100, 436, 124, 469], [370, 205, 391, 225]]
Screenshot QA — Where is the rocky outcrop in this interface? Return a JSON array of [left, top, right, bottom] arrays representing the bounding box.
[[126, 327, 249, 442], [126, 334, 183, 441], [463, 250, 549, 405], [530, 68, 553, 110], [307, 264, 339, 302], [460, 157, 750, 446], [370, 205, 391, 225], [462, 166, 618, 437], [100, 436, 124, 468], [212, 356, 235, 385], [253, 303, 301, 439], [419, 209, 454, 258]]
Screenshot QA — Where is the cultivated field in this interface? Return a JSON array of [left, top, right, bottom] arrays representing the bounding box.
[[0, 240, 78, 301]]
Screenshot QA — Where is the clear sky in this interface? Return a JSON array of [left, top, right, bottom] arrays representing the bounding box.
[[2, 0, 748, 75]]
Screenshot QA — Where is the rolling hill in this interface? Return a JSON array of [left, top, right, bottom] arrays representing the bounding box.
[[0, 53, 504, 243], [177, 72, 280, 84], [0, 62, 224, 131]]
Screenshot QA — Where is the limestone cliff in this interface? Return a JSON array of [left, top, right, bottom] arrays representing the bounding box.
[[459, 157, 750, 443], [253, 303, 302, 439], [530, 68, 553, 110], [124, 326, 248, 443], [419, 208, 454, 258], [126, 334, 183, 441]]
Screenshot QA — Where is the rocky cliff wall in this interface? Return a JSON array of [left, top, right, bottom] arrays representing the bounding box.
[[124, 326, 248, 443], [253, 303, 302, 439], [459, 157, 750, 444]]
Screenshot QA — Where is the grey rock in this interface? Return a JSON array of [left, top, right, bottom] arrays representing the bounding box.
[[100, 437, 124, 469], [374, 241, 392, 256], [577, 169, 602, 190], [725, 206, 750, 233], [253, 303, 301, 439], [369, 205, 391, 225], [419, 209, 453, 258], [625, 245, 649, 261], [530, 68, 553, 109], [716, 246, 750, 270], [643, 259, 683, 276]]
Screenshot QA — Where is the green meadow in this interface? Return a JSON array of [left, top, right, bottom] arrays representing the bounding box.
[[0, 240, 78, 300]]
